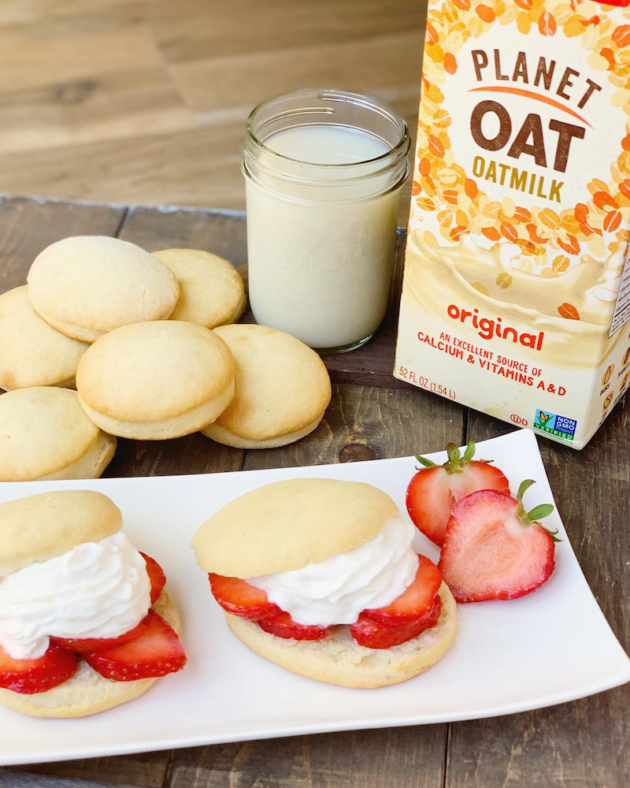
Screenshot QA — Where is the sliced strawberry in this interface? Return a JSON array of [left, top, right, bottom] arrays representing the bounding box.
[[209, 573, 281, 620], [363, 555, 442, 625], [0, 642, 79, 694], [351, 596, 443, 649], [407, 440, 510, 547], [84, 610, 186, 681], [52, 617, 148, 654], [258, 611, 330, 641], [140, 552, 166, 604], [439, 480, 558, 603]]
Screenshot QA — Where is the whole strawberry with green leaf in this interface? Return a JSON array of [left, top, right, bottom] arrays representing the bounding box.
[[406, 441, 510, 546], [439, 479, 560, 603]]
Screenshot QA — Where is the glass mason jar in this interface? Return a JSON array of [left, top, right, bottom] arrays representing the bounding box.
[[242, 89, 410, 354]]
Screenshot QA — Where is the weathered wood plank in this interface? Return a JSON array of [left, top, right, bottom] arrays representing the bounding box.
[[167, 381, 465, 788], [443, 405, 630, 788], [0, 196, 125, 294], [8, 750, 171, 788]]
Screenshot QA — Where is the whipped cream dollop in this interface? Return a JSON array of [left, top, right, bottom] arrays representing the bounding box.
[[0, 533, 151, 660], [250, 513, 418, 627]]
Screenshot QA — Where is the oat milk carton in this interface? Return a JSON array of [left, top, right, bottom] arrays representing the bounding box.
[[395, 0, 630, 448]]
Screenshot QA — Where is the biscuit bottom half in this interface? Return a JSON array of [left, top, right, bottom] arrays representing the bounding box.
[[0, 589, 181, 718], [226, 583, 457, 688]]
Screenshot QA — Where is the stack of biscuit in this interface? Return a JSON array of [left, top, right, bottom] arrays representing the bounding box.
[[0, 236, 332, 482]]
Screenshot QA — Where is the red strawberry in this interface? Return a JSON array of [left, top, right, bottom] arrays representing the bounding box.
[[84, 610, 186, 681], [363, 554, 442, 625], [209, 574, 281, 620], [140, 553, 166, 604], [351, 596, 442, 649], [0, 642, 79, 694], [407, 440, 510, 546], [439, 480, 559, 603], [52, 617, 148, 654], [258, 611, 330, 641]]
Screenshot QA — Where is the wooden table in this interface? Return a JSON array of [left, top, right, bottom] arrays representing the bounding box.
[[0, 195, 627, 788]]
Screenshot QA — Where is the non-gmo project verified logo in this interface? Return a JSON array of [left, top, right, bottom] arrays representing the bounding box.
[[534, 409, 577, 441]]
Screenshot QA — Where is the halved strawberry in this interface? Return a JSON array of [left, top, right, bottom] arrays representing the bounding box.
[[0, 642, 79, 694], [351, 596, 442, 649], [84, 610, 186, 681], [439, 480, 558, 603], [407, 440, 510, 546], [209, 573, 281, 620], [258, 611, 330, 641], [52, 617, 148, 654], [140, 552, 166, 604], [363, 554, 442, 625]]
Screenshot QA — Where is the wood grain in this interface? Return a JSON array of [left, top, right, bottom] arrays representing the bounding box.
[[442, 405, 630, 788], [0, 0, 424, 216], [0, 197, 125, 295]]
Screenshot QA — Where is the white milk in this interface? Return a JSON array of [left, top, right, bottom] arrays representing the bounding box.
[[244, 109, 409, 351]]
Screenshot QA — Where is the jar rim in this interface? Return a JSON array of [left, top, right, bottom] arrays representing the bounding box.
[[245, 88, 410, 170]]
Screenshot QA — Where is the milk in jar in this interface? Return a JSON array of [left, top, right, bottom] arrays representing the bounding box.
[[243, 89, 410, 353]]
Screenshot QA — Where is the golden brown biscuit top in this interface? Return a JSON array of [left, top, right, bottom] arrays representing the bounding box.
[[0, 388, 103, 482], [76, 321, 235, 423], [191, 478, 399, 578], [0, 287, 88, 389], [27, 236, 180, 334], [153, 249, 245, 329], [0, 490, 122, 577], [213, 324, 331, 441]]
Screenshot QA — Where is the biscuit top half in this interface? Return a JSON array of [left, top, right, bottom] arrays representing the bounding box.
[[191, 478, 399, 578], [27, 236, 180, 336], [0, 490, 123, 578], [76, 320, 235, 423]]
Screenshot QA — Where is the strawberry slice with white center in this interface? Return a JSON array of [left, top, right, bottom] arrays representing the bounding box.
[[52, 617, 148, 654], [140, 552, 166, 604], [209, 573, 281, 620], [439, 480, 559, 603], [362, 554, 442, 625], [0, 643, 79, 694], [84, 610, 186, 681], [258, 611, 330, 641], [407, 441, 510, 547], [351, 596, 442, 649]]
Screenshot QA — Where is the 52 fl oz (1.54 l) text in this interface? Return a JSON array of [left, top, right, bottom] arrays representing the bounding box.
[[397, 367, 456, 400]]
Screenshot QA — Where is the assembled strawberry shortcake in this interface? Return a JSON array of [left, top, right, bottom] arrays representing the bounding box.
[[192, 478, 457, 688], [0, 490, 186, 717]]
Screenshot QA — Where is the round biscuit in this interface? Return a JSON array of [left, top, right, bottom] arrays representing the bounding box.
[[0, 287, 88, 390], [0, 489, 122, 578], [201, 324, 331, 447], [76, 321, 235, 440], [0, 388, 116, 483], [191, 478, 399, 578], [27, 236, 180, 342], [153, 249, 246, 329]]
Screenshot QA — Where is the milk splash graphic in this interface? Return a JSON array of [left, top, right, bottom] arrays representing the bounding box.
[[395, 0, 630, 448]]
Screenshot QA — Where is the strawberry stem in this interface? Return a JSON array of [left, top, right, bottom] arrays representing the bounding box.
[[414, 454, 437, 468], [514, 479, 559, 536], [415, 440, 492, 474], [527, 503, 555, 521], [516, 479, 536, 502]]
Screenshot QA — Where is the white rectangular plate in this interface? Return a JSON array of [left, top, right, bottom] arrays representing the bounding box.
[[0, 429, 628, 766]]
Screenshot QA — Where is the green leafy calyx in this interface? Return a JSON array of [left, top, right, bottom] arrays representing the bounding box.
[[415, 440, 492, 474], [515, 479, 560, 537]]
